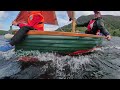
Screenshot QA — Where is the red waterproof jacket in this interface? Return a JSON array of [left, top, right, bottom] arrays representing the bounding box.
[[18, 11, 44, 31]]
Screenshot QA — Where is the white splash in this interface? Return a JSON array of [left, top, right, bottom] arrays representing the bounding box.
[[102, 46, 120, 50], [0, 49, 15, 60], [15, 50, 93, 78]]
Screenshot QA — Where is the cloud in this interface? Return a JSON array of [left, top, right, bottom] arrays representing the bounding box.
[[75, 11, 93, 18], [0, 23, 3, 29], [0, 11, 8, 20], [101, 11, 120, 16], [0, 11, 19, 30], [0, 11, 19, 21], [45, 24, 58, 31], [56, 11, 71, 27], [1, 11, 120, 31], [57, 17, 71, 27]]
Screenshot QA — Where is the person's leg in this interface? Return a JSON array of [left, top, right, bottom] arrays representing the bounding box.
[[0, 26, 34, 52], [85, 30, 96, 35], [85, 30, 91, 34], [10, 26, 34, 46]]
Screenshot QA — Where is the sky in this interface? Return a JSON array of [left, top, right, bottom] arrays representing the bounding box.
[[0, 11, 120, 31]]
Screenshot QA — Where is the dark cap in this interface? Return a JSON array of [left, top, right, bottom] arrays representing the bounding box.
[[94, 11, 101, 14]]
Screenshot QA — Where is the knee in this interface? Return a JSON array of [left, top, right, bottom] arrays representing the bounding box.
[[85, 30, 89, 34], [20, 26, 31, 32], [20, 26, 30, 29]]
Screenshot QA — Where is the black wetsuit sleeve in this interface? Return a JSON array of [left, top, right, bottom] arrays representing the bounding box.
[[97, 20, 110, 36], [76, 21, 89, 27]]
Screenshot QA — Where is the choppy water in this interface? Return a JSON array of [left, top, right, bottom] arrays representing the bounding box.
[[0, 35, 120, 79]]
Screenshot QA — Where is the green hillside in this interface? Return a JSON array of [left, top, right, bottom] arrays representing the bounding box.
[[56, 15, 120, 37], [0, 30, 8, 35]]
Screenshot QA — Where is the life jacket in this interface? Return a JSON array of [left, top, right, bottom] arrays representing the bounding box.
[[87, 19, 96, 31], [96, 30, 100, 35], [87, 19, 100, 35], [28, 12, 44, 31]]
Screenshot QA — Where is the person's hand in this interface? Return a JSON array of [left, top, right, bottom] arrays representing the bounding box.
[[69, 18, 72, 21], [12, 21, 18, 26], [105, 35, 111, 41]]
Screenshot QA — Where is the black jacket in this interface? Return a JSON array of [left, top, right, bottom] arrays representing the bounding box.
[[76, 17, 110, 36]]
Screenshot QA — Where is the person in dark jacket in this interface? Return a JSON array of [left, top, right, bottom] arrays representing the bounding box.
[[76, 11, 111, 40], [0, 11, 44, 52]]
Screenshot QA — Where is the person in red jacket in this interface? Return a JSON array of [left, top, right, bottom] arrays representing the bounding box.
[[15, 11, 44, 30], [0, 11, 44, 52]]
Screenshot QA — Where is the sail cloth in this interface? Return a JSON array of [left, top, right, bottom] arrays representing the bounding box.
[[15, 11, 29, 24], [42, 11, 58, 25], [14, 11, 58, 25], [14, 11, 74, 25]]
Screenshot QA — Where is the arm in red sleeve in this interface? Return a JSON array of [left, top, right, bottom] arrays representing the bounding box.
[[18, 23, 28, 28]]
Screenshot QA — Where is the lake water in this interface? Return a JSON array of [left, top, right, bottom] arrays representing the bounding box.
[[0, 35, 120, 79]]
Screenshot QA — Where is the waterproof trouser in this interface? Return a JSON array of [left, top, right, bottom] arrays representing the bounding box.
[[85, 30, 94, 34], [10, 26, 34, 46]]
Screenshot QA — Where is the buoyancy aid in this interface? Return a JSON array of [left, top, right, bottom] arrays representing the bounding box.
[[28, 11, 44, 31], [87, 19, 96, 31], [87, 19, 100, 35]]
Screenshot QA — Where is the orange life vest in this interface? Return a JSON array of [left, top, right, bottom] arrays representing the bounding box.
[[28, 12, 44, 31]]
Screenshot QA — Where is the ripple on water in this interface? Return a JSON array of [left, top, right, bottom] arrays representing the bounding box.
[[0, 36, 120, 79]]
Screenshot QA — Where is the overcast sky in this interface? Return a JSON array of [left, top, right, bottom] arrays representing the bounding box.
[[0, 11, 120, 31]]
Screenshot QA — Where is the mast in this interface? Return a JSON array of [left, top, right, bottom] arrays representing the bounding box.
[[72, 11, 76, 33]]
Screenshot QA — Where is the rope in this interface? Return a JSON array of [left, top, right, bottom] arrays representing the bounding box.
[[58, 20, 71, 32], [58, 26, 64, 32]]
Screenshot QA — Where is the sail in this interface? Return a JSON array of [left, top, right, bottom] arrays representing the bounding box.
[[42, 11, 58, 25], [15, 11, 29, 24], [14, 11, 58, 25]]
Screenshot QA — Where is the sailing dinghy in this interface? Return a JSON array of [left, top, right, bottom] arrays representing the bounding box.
[[13, 11, 103, 55]]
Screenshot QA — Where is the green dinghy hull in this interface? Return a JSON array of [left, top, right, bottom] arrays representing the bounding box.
[[15, 31, 103, 55]]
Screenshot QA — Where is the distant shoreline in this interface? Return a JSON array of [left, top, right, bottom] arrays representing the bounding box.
[[0, 30, 8, 35]]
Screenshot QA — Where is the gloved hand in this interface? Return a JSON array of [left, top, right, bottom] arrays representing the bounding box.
[[69, 18, 72, 21], [105, 35, 111, 41]]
